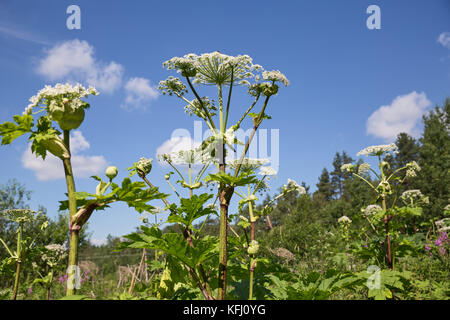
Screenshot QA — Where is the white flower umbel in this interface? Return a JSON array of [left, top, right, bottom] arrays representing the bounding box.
[[258, 166, 277, 176], [401, 189, 429, 205], [284, 178, 306, 195], [357, 143, 398, 157], [228, 158, 269, 170], [340, 163, 354, 172], [405, 161, 421, 178], [26, 83, 98, 131], [261, 70, 290, 86], [163, 51, 264, 86], [158, 76, 188, 96], [338, 215, 352, 224], [358, 163, 371, 175], [362, 204, 382, 217]]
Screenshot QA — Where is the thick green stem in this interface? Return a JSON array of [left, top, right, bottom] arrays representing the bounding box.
[[11, 261, 21, 300], [218, 156, 233, 299], [249, 258, 255, 300], [11, 223, 22, 300], [224, 69, 234, 129], [63, 129, 79, 296], [249, 198, 256, 300], [46, 270, 53, 300], [218, 185, 228, 300], [67, 230, 79, 295], [382, 196, 393, 270], [219, 85, 224, 134]]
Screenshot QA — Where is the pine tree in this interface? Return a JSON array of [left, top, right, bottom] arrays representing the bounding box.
[[395, 133, 420, 169], [315, 168, 333, 202], [330, 151, 353, 200]]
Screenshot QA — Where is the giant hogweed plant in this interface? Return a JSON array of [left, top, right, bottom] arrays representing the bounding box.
[[235, 165, 307, 300], [0, 84, 96, 295], [0, 84, 166, 296], [0, 209, 48, 300], [341, 143, 426, 270], [118, 52, 289, 300]]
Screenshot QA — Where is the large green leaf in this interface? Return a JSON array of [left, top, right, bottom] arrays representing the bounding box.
[[0, 114, 33, 145]]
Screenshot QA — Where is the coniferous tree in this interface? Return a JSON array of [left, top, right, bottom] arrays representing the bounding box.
[[330, 151, 353, 200], [315, 168, 333, 202], [416, 99, 450, 220]]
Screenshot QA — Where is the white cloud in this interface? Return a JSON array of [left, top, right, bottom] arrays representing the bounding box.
[[36, 39, 124, 93], [366, 91, 432, 141], [438, 32, 450, 49], [156, 136, 200, 164], [21, 130, 107, 181], [122, 77, 159, 110], [90, 238, 107, 246]]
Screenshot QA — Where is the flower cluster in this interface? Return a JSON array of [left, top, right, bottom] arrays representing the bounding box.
[[163, 52, 265, 86], [247, 240, 260, 255], [260, 70, 290, 86], [184, 97, 217, 119], [26, 83, 98, 131], [258, 166, 277, 176], [362, 204, 382, 217], [356, 143, 398, 157], [425, 232, 449, 256], [158, 76, 188, 96], [401, 189, 429, 205], [340, 163, 355, 172], [283, 178, 306, 195], [405, 161, 421, 178], [158, 146, 212, 166], [227, 158, 269, 171], [436, 218, 450, 232], [41, 244, 67, 268], [338, 215, 352, 224], [0, 209, 40, 224], [358, 163, 371, 175]]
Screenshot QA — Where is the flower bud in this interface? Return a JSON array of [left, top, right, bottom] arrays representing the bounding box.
[[41, 135, 70, 160], [105, 166, 118, 180], [137, 158, 152, 176]]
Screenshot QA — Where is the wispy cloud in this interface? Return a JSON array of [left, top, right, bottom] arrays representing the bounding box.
[[0, 25, 50, 45], [366, 91, 431, 141], [21, 131, 107, 181], [36, 39, 124, 93], [121, 77, 159, 110]]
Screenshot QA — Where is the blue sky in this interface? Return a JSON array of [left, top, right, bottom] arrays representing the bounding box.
[[0, 0, 449, 244]]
